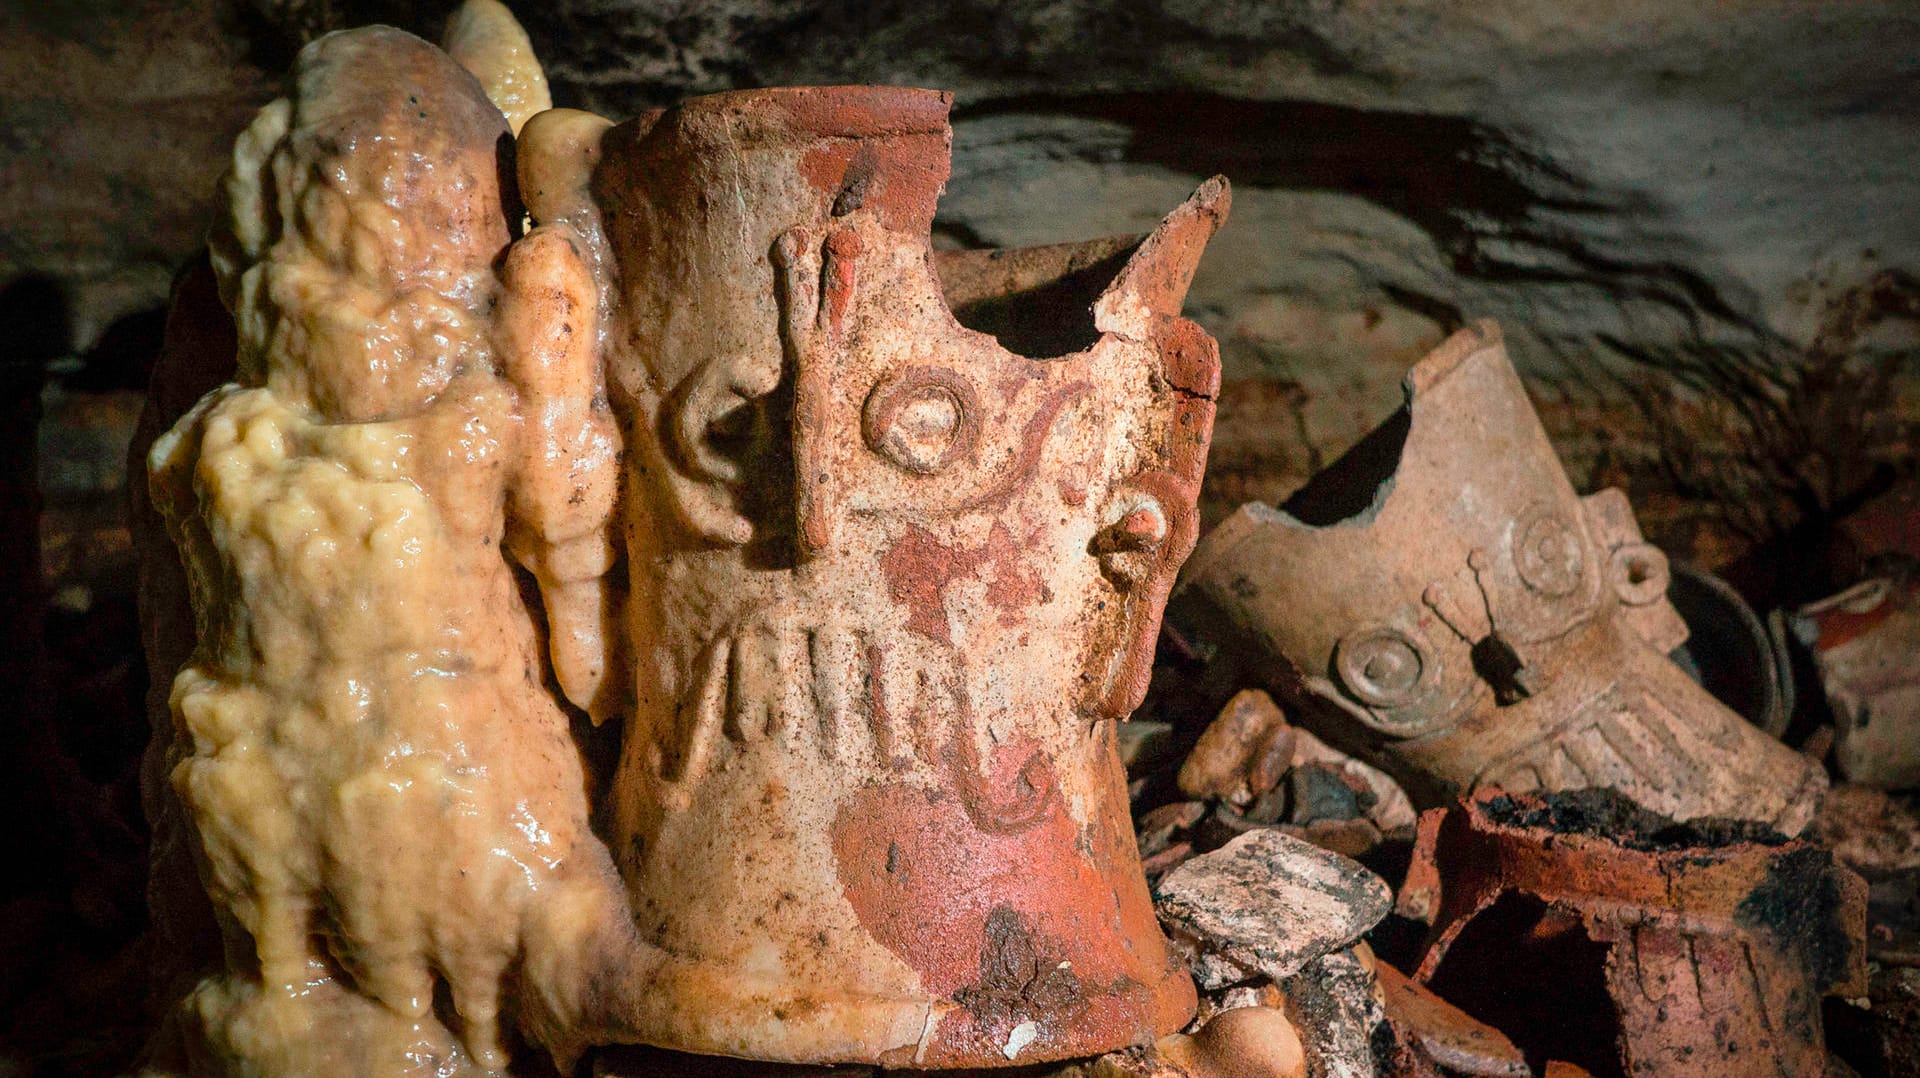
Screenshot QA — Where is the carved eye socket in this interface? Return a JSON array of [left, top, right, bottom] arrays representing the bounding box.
[[1335, 626, 1430, 708], [862, 367, 980, 474]]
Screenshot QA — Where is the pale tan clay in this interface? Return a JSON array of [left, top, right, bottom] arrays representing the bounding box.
[[1168, 324, 1828, 835], [138, 8, 1233, 1076], [1156, 1006, 1308, 1078]]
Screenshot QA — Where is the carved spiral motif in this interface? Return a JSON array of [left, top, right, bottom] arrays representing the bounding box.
[[1336, 626, 1429, 708], [861, 366, 980, 474]]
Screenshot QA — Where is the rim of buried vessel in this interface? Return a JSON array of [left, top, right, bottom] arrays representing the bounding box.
[[1177, 322, 1506, 583], [644, 86, 1230, 369], [673, 88, 1232, 371]]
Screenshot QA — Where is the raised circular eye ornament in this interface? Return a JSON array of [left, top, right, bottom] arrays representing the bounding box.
[[1610, 541, 1670, 606], [861, 366, 979, 474], [1335, 625, 1430, 708], [1514, 510, 1584, 597]]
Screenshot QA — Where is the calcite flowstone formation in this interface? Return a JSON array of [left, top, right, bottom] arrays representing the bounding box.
[[138, 22, 625, 1075], [134, 8, 1229, 1074]]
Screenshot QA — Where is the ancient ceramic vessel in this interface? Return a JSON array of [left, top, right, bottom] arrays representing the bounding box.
[[1792, 575, 1920, 789], [136, 13, 1230, 1069], [1167, 324, 1828, 834], [1398, 788, 1868, 1076], [1665, 560, 1795, 737], [547, 85, 1225, 1068], [1375, 960, 1527, 1078]]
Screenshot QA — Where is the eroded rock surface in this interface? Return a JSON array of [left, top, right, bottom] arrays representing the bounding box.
[[11, 0, 1919, 548], [1155, 828, 1392, 990]]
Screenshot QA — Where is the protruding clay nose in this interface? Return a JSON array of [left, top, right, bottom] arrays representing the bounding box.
[[1094, 497, 1171, 589]]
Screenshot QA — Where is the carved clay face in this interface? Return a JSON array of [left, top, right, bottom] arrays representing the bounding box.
[[1169, 327, 1827, 834], [142, 30, 1234, 1071], [563, 87, 1226, 1067]]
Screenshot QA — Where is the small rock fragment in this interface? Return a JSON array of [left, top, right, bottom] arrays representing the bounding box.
[[1138, 800, 1208, 858], [1287, 726, 1417, 834], [1281, 818, 1384, 861], [1243, 783, 1290, 826], [1155, 828, 1392, 988], [1179, 689, 1292, 804], [1277, 946, 1391, 1078], [1121, 719, 1183, 776], [1141, 841, 1197, 879], [1195, 803, 1266, 852], [1287, 762, 1372, 824], [1178, 687, 1416, 837], [1199, 981, 1287, 1022]]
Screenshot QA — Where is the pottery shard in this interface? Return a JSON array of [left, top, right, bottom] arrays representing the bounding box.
[[1154, 828, 1392, 989], [1168, 325, 1829, 835], [1792, 576, 1920, 790], [1375, 960, 1526, 1077]]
